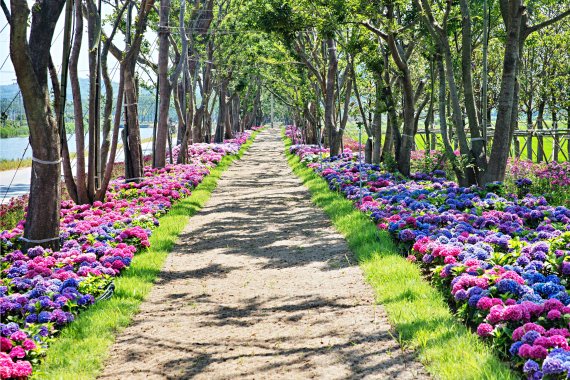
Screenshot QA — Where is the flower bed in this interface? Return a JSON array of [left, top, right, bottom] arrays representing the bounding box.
[[0, 131, 256, 379], [287, 126, 570, 379]]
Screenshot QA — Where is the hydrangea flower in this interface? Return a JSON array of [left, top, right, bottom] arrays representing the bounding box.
[[0, 130, 257, 375], [287, 126, 570, 378]]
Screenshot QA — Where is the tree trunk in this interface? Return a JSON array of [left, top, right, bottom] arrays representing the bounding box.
[[215, 81, 227, 143], [101, 40, 113, 176], [50, 57, 78, 203], [536, 100, 545, 162], [437, 54, 466, 185], [382, 79, 399, 162], [224, 91, 233, 140], [484, 0, 524, 183], [193, 105, 204, 143], [526, 108, 534, 160], [231, 93, 240, 135], [154, 0, 171, 168], [175, 81, 185, 145], [96, 67, 125, 201], [459, 0, 486, 183], [123, 69, 144, 181], [305, 101, 318, 144], [86, 0, 100, 199], [396, 70, 414, 175], [10, 0, 66, 250], [552, 105, 559, 161], [177, 71, 194, 164], [99, 2, 128, 176], [69, 1, 90, 204], [325, 38, 340, 156]]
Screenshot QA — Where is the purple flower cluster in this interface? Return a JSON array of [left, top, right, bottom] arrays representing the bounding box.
[[287, 126, 570, 379], [0, 131, 256, 378]]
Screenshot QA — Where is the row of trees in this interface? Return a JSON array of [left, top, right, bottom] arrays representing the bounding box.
[[2, 0, 276, 248], [3, 0, 569, 248], [245, 0, 569, 185]]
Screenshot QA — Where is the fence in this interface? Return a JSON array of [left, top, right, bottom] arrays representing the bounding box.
[[415, 128, 570, 163]]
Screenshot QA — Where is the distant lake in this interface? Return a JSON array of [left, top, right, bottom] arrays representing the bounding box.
[[0, 128, 156, 161]]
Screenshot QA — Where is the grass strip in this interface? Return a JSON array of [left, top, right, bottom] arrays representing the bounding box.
[[33, 130, 262, 380], [283, 135, 516, 380]]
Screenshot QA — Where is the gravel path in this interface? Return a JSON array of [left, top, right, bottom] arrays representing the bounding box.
[[99, 127, 428, 379]]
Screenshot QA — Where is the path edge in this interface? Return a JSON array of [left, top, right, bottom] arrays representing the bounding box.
[[34, 129, 264, 380], [282, 133, 515, 380]]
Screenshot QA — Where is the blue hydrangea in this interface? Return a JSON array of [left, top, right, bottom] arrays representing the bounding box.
[[510, 341, 523, 357], [454, 290, 468, 301], [541, 358, 564, 376], [38, 311, 52, 323], [523, 359, 540, 374], [468, 294, 483, 308], [521, 330, 541, 345], [497, 279, 523, 296]]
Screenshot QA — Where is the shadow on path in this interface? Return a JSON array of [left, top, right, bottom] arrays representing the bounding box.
[[100, 127, 428, 379]]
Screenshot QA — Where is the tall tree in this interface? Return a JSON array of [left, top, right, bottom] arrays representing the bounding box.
[[484, 1, 570, 183], [154, 0, 171, 169], [9, 0, 66, 249]]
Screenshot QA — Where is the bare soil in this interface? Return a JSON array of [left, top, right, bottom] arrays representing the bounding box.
[[99, 127, 428, 379]]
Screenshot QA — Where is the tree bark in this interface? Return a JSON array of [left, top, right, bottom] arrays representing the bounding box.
[[122, 0, 155, 182], [154, 0, 171, 168], [215, 80, 227, 143], [437, 54, 466, 184], [86, 0, 100, 199], [325, 38, 340, 156], [9, 0, 66, 249], [526, 108, 534, 160], [99, 1, 128, 176], [459, 0, 486, 183], [69, 0, 90, 204], [484, 0, 524, 183], [536, 100, 545, 162], [387, 35, 414, 176]]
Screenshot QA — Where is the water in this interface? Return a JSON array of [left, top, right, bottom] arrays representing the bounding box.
[[0, 128, 156, 161]]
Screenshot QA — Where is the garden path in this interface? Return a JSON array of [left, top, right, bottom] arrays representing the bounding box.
[[100, 127, 428, 379]]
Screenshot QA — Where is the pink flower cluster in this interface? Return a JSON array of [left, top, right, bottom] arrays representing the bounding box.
[[536, 162, 570, 187], [0, 354, 32, 379], [0, 130, 257, 378]]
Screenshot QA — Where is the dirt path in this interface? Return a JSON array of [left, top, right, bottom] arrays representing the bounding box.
[[100, 127, 428, 379]]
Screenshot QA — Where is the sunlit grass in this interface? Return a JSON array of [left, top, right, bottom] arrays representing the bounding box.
[[283, 135, 516, 380], [33, 129, 262, 380]]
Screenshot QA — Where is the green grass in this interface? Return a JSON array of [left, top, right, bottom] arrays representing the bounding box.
[[0, 158, 32, 171], [283, 135, 516, 380], [33, 129, 262, 380], [0, 123, 28, 138]]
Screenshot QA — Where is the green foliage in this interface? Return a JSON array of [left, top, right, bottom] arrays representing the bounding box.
[[0, 121, 28, 138]]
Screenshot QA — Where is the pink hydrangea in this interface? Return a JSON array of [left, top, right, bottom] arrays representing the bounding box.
[[477, 323, 494, 337], [9, 346, 25, 359]]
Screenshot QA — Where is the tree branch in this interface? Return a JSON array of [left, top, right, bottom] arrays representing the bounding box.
[[105, 35, 158, 71], [360, 21, 388, 40], [293, 39, 324, 85], [526, 8, 570, 36]]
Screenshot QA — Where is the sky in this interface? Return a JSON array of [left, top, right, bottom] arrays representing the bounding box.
[[0, 2, 158, 86]]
